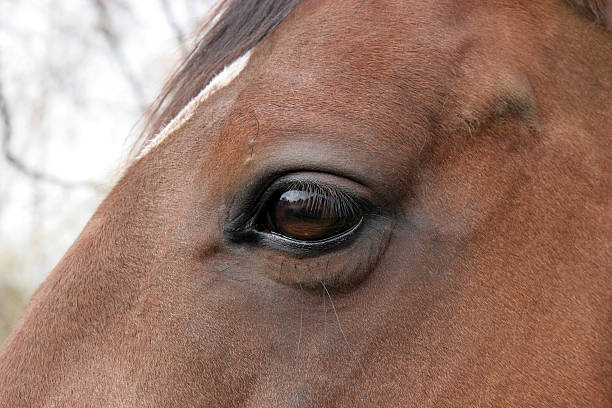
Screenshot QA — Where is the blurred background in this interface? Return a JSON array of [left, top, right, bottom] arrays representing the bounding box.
[[0, 0, 216, 345]]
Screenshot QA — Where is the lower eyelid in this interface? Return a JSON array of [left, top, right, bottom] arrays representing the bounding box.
[[254, 216, 365, 255], [239, 215, 391, 289]]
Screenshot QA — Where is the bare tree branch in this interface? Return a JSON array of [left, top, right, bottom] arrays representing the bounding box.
[[0, 73, 106, 192], [159, 0, 186, 46], [92, 0, 147, 110]]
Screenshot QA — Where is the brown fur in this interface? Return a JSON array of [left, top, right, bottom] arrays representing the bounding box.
[[1, 0, 610, 406]]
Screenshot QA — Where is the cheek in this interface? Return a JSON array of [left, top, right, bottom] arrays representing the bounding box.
[[143, 265, 300, 400]]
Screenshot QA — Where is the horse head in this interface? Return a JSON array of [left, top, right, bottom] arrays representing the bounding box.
[[1, 0, 610, 406]]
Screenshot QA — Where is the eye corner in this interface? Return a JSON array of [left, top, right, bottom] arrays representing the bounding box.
[[223, 213, 257, 243]]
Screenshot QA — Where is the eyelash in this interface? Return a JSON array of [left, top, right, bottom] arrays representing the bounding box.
[[257, 180, 364, 227]]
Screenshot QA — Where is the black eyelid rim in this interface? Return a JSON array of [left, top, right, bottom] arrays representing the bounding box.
[[250, 216, 365, 255]]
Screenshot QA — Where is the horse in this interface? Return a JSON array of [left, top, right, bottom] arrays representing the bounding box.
[[1, 0, 610, 406]]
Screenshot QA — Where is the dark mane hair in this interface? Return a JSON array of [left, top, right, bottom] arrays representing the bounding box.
[[131, 0, 608, 157], [132, 0, 301, 156], [567, 0, 612, 29]]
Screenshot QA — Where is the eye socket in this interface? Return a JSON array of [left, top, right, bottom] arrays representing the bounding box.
[[258, 183, 363, 242], [225, 172, 389, 287]]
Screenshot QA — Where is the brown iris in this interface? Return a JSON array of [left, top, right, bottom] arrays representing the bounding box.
[[265, 189, 361, 241]]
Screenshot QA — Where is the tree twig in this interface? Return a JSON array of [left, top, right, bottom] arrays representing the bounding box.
[[0, 73, 106, 192], [159, 0, 186, 46], [92, 0, 147, 110]]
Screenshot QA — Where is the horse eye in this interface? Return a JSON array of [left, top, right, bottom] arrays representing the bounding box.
[[262, 188, 362, 241]]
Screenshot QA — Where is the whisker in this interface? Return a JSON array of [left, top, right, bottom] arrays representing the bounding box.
[[322, 281, 328, 342], [320, 280, 367, 378], [296, 282, 304, 362]]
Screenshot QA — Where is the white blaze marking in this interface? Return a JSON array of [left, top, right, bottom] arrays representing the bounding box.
[[138, 49, 253, 159]]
